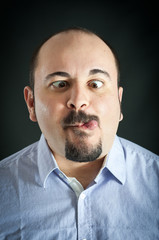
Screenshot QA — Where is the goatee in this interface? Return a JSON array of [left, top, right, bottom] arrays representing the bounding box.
[[62, 110, 102, 162], [65, 138, 102, 162]]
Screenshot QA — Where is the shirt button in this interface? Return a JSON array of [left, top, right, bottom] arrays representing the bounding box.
[[59, 173, 64, 178], [80, 193, 86, 199]]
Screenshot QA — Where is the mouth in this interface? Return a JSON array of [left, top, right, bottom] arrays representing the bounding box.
[[65, 120, 98, 130]]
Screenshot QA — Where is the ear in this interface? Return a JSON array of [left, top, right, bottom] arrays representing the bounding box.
[[24, 86, 37, 122], [118, 87, 123, 121]]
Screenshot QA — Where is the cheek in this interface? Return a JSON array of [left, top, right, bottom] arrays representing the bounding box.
[[95, 94, 120, 119], [96, 95, 121, 148], [34, 95, 65, 126]]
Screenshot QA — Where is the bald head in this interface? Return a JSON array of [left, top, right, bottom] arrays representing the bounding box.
[[29, 27, 120, 90], [24, 27, 123, 161]]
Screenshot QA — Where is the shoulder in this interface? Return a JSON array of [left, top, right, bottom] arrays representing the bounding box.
[[0, 140, 40, 199], [117, 137, 159, 193], [118, 136, 159, 161], [0, 140, 39, 169], [118, 136, 159, 175], [117, 136, 159, 180]]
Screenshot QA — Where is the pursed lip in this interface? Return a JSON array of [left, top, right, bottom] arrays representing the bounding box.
[[64, 122, 86, 128], [61, 110, 100, 130], [63, 120, 98, 130]]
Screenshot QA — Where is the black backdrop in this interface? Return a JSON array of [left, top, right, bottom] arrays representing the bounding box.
[[1, 0, 159, 160]]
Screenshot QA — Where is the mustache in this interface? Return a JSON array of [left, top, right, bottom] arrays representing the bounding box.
[[61, 110, 100, 129]]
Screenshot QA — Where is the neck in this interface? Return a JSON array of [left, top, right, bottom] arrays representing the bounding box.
[[54, 153, 106, 189]]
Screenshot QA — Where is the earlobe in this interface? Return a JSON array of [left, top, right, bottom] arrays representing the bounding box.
[[24, 86, 37, 122], [119, 112, 123, 121], [119, 87, 123, 122], [119, 87, 123, 103]]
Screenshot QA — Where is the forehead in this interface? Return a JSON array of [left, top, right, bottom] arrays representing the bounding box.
[[36, 31, 117, 78]]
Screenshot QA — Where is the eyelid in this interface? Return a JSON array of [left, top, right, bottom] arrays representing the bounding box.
[[50, 80, 69, 88], [88, 79, 104, 88]]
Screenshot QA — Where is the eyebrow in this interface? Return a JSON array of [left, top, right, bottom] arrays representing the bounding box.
[[45, 71, 71, 81], [89, 69, 110, 78], [45, 68, 110, 81]]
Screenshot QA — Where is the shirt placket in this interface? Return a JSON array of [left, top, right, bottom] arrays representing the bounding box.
[[77, 192, 92, 240]]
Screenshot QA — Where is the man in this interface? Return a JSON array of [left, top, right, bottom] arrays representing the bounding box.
[[0, 27, 158, 239]]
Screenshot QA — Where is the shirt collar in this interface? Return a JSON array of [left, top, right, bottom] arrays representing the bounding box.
[[95, 135, 126, 185], [37, 134, 58, 188], [105, 135, 126, 185], [37, 134, 126, 188]]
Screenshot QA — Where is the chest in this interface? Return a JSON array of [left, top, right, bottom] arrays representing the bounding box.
[[2, 176, 158, 240]]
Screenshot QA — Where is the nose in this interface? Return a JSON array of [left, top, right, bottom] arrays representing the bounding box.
[[67, 86, 89, 111]]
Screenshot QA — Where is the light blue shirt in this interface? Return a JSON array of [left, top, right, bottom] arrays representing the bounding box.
[[0, 134, 159, 240]]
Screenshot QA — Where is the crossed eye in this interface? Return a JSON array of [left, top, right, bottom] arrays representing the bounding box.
[[88, 80, 103, 88], [51, 80, 104, 89], [51, 81, 68, 88]]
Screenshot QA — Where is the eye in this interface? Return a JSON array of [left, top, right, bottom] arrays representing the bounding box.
[[88, 80, 104, 89], [51, 81, 69, 89]]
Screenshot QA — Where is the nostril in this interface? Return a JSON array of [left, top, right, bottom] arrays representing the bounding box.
[[68, 103, 87, 110], [70, 103, 75, 109], [67, 99, 88, 110], [81, 103, 86, 108]]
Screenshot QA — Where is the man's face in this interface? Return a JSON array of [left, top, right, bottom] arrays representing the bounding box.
[[24, 31, 123, 162]]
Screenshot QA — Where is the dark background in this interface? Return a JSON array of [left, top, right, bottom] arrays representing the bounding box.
[[1, 0, 159, 160]]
